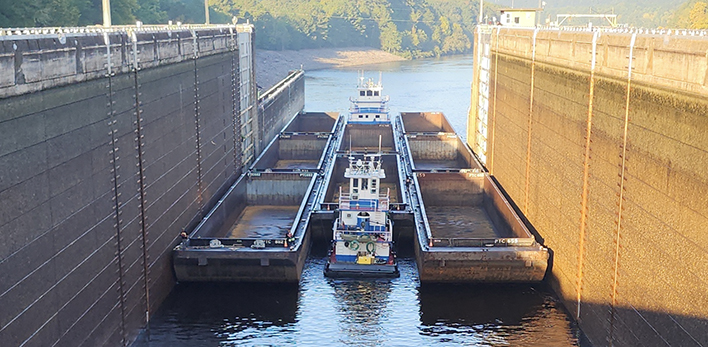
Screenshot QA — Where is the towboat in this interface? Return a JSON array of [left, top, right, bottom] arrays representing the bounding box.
[[324, 73, 399, 277], [324, 153, 399, 277]]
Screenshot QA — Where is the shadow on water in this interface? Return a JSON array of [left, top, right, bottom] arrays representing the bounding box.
[[133, 282, 299, 347], [418, 283, 584, 346]]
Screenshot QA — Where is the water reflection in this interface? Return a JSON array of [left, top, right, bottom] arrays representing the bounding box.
[[329, 279, 393, 346], [134, 283, 298, 346], [418, 284, 580, 346], [134, 257, 582, 346]]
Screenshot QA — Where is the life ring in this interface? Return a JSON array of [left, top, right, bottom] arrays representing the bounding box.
[[366, 242, 376, 253], [348, 240, 360, 250]]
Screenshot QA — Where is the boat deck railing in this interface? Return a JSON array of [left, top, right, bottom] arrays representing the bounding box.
[[338, 187, 390, 211], [350, 106, 388, 114]]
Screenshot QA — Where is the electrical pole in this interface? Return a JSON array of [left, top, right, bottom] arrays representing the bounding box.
[[479, 0, 483, 24], [537, 0, 541, 26], [102, 0, 111, 27]]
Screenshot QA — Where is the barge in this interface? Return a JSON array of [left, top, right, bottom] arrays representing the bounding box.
[[172, 112, 340, 282], [173, 76, 548, 283], [396, 112, 549, 282]]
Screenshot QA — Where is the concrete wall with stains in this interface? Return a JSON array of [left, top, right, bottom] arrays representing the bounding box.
[[470, 27, 708, 346], [0, 25, 258, 347]]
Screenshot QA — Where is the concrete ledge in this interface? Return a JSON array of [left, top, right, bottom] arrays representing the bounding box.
[[491, 27, 708, 97], [0, 25, 252, 98]]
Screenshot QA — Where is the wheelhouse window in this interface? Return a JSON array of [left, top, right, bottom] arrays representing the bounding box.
[[360, 91, 365, 96]]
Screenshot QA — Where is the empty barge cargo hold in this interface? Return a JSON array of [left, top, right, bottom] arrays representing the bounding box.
[[173, 112, 341, 282], [173, 81, 548, 283], [398, 112, 548, 282]]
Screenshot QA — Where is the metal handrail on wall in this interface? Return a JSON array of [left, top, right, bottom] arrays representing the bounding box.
[[0, 23, 237, 38]]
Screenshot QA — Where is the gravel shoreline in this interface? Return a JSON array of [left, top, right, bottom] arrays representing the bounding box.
[[255, 47, 406, 91]]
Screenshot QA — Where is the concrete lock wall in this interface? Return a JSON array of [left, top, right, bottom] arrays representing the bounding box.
[[0, 25, 274, 347], [470, 27, 708, 346]]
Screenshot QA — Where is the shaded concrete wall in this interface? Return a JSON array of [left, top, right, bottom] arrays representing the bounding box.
[[0, 26, 255, 347], [470, 27, 708, 346], [258, 70, 305, 151]]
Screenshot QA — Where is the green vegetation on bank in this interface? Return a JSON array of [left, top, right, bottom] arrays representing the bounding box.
[[2, 0, 707, 58], [0, 0, 485, 57], [544, 0, 708, 29], [216, 0, 486, 57]]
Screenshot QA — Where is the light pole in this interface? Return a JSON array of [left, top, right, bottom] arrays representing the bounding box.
[[537, 0, 547, 26], [205, 0, 210, 24], [537, 0, 541, 26], [479, 0, 483, 24], [102, 0, 111, 27]]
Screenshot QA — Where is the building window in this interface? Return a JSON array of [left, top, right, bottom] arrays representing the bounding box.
[[514, 17, 520, 24]]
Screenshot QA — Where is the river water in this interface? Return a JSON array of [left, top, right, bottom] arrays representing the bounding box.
[[134, 55, 586, 347]]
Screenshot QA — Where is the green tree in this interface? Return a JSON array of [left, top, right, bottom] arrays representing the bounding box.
[[135, 0, 166, 24], [379, 21, 401, 52], [441, 23, 470, 54], [688, 1, 708, 28]]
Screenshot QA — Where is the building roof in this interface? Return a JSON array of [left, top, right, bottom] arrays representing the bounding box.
[[499, 8, 541, 12]]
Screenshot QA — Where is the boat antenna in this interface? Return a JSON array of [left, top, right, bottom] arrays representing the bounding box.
[[349, 134, 352, 155], [379, 71, 382, 87], [378, 134, 382, 154]]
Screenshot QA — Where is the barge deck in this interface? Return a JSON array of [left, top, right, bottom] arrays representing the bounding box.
[[173, 91, 547, 283], [173, 112, 341, 282], [397, 112, 549, 282]]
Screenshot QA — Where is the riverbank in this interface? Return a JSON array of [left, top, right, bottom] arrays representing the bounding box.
[[255, 47, 406, 91]]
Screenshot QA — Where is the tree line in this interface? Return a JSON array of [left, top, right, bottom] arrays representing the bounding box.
[[544, 0, 708, 29], [3, 0, 707, 58], [0, 0, 227, 29], [0, 0, 479, 57], [211, 0, 481, 58]]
